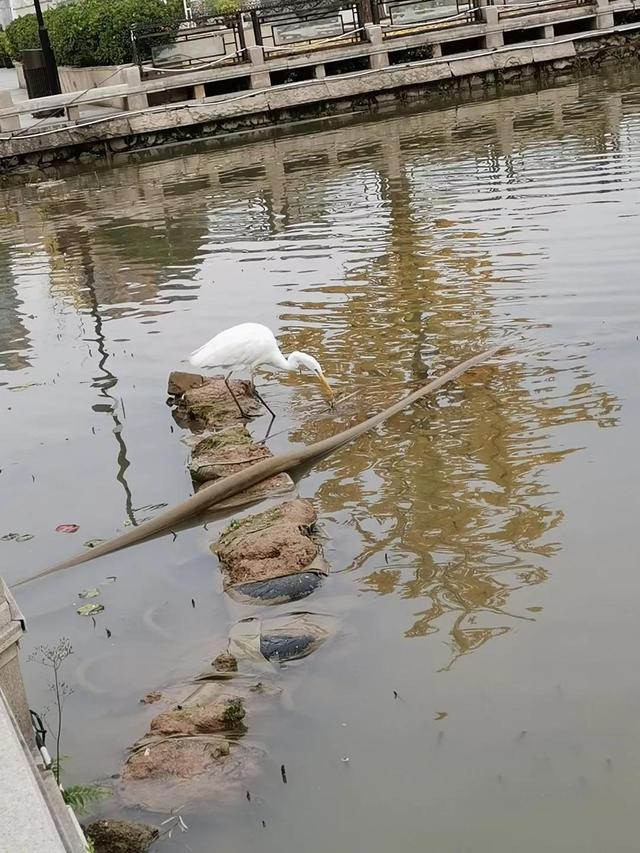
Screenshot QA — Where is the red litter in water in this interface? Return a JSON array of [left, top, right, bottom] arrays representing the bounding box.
[[55, 524, 79, 533]]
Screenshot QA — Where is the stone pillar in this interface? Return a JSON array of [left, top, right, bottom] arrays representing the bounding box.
[[247, 44, 271, 90], [314, 64, 326, 79], [595, 0, 614, 29], [366, 24, 389, 69], [543, 24, 554, 39], [122, 65, 148, 111], [193, 83, 206, 100], [0, 579, 33, 748], [0, 90, 20, 133], [479, 3, 504, 49]]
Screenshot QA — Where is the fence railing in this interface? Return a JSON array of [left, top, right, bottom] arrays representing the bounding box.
[[374, 0, 480, 33], [252, 1, 366, 55], [498, 0, 593, 17], [131, 15, 248, 73]]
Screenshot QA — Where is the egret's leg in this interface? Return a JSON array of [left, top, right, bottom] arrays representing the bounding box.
[[251, 385, 276, 420], [224, 372, 249, 419], [249, 370, 277, 419]]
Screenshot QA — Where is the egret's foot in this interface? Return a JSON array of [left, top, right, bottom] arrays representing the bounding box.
[[250, 385, 276, 420]]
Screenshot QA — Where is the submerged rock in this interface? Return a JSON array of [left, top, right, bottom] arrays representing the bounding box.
[[149, 698, 246, 736], [190, 426, 295, 508], [214, 500, 328, 603], [85, 819, 158, 853], [213, 652, 238, 672], [228, 612, 338, 665], [120, 736, 263, 811]]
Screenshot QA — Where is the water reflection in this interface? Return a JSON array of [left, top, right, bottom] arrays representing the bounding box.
[[0, 240, 31, 373], [0, 79, 628, 662]]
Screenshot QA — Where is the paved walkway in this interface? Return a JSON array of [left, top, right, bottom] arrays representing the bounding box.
[[0, 66, 20, 96]]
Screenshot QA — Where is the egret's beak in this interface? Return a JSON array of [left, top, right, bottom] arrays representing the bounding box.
[[318, 373, 334, 403]]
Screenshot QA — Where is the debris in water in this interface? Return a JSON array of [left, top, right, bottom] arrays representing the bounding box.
[[226, 612, 338, 666], [106, 628, 112, 639], [56, 523, 79, 533], [1, 532, 34, 542], [140, 691, 163, 705], [77, 602, 104, 617], [78, 588, 100, 599], [434, 711, 447, 720], [191, 598, 196, 608], [83, 539, 107, 549], [246, 790, 251, 802], [393, 691, 398, 699], [281, 764, 287, 784], [340, 756, 350, 763]]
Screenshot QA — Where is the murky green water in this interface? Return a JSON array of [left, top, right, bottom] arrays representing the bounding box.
[[2, 68, 640, 852]]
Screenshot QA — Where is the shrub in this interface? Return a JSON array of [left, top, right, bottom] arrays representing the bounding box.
[[5, 0, 183, 67], [0, 31, 13, 68], [4, 14, 38, 62], [203, 0, 241, 15]]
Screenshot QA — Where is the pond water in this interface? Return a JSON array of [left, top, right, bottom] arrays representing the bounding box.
[[2, 67, 640, 853]]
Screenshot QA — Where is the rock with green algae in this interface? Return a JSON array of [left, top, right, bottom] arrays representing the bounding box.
[[168, 373, 262, 430], [189, 425, 295, 507], [149, 697, 246, 736], [85, 819, 158, 853], [213, 499, 328, 604]]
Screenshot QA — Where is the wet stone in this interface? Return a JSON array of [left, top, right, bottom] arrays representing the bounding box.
[[190, 425, 295, 508], [170, 374, 262, 431], [213, 500, 328, 603], [120, 736, 263, 811], [213, 652, 238, 672], [85, 819, 158, 853], [167, 370, 205, 397], [149, 698, 246, 736]]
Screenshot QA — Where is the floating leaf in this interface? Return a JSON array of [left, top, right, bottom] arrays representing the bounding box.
[[56, 524, 79, 534], [77, 603, 104, 617], [78, 588, 100, 599], [8, 382, 45, 392], [83, 539, 106, 549]]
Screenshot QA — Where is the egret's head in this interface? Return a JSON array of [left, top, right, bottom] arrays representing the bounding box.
[[289, 351, 334, 402]]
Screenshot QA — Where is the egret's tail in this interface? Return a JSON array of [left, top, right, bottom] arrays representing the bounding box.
[[189, 344, 208, 368]]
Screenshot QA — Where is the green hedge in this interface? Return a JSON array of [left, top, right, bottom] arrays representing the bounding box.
[[5, 0, 182, 67], [0, 31, 13, 68], [203, 0, 241, 14]]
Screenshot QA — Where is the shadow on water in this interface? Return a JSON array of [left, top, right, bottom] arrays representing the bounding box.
[[1, 68, 640, 853]]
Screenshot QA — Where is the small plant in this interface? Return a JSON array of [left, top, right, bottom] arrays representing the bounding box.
[[62, 783, 110, 814], [203, 0, 241, 15], [222, 698, 245, 726], [29, 638, 74, 785]]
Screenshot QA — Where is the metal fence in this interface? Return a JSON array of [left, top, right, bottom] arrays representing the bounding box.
[[374, 0, 480, 33], [252, 1, 366, 56], [130, 15, 248, 73]]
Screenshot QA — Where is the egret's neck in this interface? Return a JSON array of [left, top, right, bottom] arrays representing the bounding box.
[[268, 348, 294, 372]]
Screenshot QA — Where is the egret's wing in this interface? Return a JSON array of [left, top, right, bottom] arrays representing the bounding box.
[[189, 323, 277, 369]]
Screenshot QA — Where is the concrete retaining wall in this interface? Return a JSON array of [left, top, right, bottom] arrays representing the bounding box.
[[2, 24, 640, 177]]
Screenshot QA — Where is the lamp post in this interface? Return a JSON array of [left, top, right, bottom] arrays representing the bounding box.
[[33, 0, 61, 95]]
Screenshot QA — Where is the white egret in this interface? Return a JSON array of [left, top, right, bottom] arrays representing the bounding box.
[[189, 322, 333, 420]]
